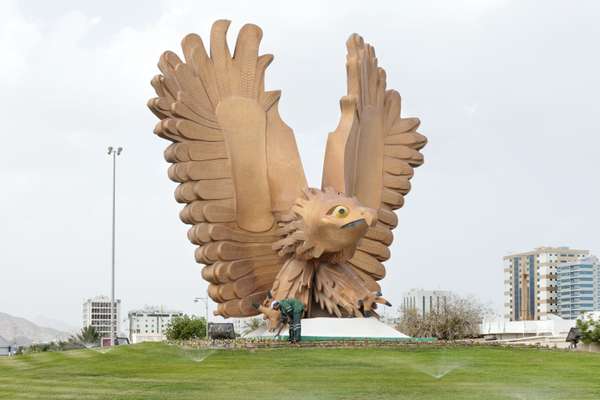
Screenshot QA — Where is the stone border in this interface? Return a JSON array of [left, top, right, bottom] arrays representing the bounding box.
[[169, 338, 585, 351]]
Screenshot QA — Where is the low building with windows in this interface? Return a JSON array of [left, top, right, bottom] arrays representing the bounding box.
[[401, 289, 451, 317], [480, 314, 575, 345], [82, 295, 121, 339], [557, 256, 599, 319], [128, 306, 183, 344]]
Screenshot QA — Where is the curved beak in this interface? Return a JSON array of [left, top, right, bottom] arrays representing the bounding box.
[[341, 219, 367, 229]]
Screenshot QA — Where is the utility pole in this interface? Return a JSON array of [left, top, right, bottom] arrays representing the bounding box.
[[108, 146, 123, 346], [194, 297, 210, 340]]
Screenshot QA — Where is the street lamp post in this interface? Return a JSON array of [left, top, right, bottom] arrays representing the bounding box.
[[194, 297, 210, 340], [108, 146, 123, 346]]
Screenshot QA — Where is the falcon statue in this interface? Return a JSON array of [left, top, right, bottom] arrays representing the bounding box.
[[148, 20, 427, 321]]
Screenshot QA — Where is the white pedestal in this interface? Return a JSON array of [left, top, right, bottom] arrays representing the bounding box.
[[246, 317, 410, 340]]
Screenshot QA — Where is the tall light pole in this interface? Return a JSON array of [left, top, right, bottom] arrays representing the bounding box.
[[194, 297, 209, 340], [108, 146, 123, 345]]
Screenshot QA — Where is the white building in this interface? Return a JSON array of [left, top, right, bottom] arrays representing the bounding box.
[[82, 295, 121, 339], [128, 306, 183, 344], [401, 289, 451, 317], [480, 314, 575, 343], [481, 311, 600, 349]]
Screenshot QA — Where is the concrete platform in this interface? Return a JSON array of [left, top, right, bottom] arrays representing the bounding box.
[[246, 317, 411, 341]]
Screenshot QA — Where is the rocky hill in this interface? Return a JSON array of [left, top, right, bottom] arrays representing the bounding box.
[[0, 312, 70, 346]]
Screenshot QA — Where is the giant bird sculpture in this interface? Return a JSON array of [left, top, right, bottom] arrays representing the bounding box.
[[148, 20, 427, 322]]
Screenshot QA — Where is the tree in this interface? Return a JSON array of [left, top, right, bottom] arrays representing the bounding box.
[[576, 314, 600, 344], [165, 315, 207, 340], [74, 326, 100, 346], [397, 295, 491, 340], [242, 317, 265, 336]]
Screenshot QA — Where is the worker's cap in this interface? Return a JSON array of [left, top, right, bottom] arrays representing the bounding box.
[[271, 300, 279, 309]]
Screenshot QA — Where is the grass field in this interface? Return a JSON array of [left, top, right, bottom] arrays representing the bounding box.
[[1, 342, 600, 400]]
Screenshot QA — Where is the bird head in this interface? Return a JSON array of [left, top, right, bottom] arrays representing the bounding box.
[[274, 188, 377, 262]]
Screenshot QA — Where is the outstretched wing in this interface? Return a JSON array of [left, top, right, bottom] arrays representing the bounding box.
[[322, 34, 427, 292], [148, 20, 307, 317]]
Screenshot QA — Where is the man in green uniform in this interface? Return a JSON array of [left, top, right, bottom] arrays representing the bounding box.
[[272, 298, 304, 343]]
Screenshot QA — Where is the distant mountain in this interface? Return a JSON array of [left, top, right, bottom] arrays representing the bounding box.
[[32, 315, 78, 334], [0, 312, 70, 346]]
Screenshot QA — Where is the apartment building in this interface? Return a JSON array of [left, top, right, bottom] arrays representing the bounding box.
[[503, 247, 589, 321], [82, 295, 121, 338], [557, 256, 599, 319], [596, 262, 600, 311]]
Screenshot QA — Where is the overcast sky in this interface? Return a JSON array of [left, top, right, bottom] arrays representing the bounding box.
[[1, 0, 599, 328]]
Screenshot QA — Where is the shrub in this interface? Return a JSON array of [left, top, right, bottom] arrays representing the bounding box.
[[165, 315, 207, 340], [73, 326, 100, 346], [396, 294, 491, 340], [576, 315, 600, 344], [27, 343, 55, 353]]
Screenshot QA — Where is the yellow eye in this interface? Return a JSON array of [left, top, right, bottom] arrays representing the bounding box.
[[331, 205, 349, 218]]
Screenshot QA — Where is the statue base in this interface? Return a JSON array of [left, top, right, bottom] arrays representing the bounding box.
[[245, 317, 410, 341]]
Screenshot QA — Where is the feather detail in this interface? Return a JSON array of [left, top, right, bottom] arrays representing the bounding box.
[[149, 20, 308, 318]]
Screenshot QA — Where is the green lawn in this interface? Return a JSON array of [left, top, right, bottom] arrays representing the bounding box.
[[1, 342, 599, 400]]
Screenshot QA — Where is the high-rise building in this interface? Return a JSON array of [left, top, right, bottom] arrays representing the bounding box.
[[596, 260, 600, 311], [557, 256, 599, 319], [82, 295, 121, 338], [401, 289, 451, 317], [128, 306, 183, 343], [503, 247, 589, 321]]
